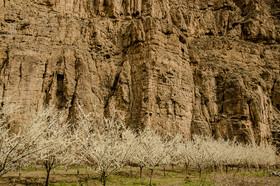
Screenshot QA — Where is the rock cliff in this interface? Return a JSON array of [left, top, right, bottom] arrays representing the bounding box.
[[0, 0, 280, 144]]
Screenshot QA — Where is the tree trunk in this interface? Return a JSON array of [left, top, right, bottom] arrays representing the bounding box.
[[139, 166, 143, 178], [103, 178, 106, 186], [18, 162, 22, 180], [44, 158, 55, 186], [77, 164, 80, 175], [101, 171, 106, 186], [185, 163, 188, 175], [184, 163, 190, 180], [163, 166, 166, 177], [130, 166, 133, 177], [225, 165, 228, 174], [199, 168, 202, 178], [149, 169, 154, 186], [45, 168, 51, 186]]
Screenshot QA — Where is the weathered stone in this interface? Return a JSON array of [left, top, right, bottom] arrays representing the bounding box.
[[0, 0, 279, 144]]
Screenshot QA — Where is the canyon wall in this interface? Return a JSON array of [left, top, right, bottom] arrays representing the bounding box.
[[0, 0, 279, 144]]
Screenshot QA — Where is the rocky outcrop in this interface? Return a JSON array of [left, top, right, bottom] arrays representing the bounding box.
[[0, 0, 279, 144]]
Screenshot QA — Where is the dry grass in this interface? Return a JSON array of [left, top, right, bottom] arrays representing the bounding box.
[[0, 166, 279, 185], [205, 169, 280, 186]]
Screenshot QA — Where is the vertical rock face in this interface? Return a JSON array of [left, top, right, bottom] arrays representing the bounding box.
[[0, 0, 279, 144]]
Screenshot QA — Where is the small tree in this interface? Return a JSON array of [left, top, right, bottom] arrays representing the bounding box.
[[178, 140, 193, 177], [132, 128, 178, 185], [212, 139, 235, 173], [256, 143, 277, 169], [161, 134, 182, 176], [0, 100, 22, 177], [128, 138, 146, 179], [29, 107, 71, 186], [76, 111, 137, 186], [188, 135, 212, 177], [0, 99, 48, 177], [67, 104, 100, 175]]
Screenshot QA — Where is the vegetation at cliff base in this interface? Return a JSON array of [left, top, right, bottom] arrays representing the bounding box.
[[0, 101, 279, 185]]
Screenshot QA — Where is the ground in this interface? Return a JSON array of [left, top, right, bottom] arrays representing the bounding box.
[[0, 166, 279, 185]]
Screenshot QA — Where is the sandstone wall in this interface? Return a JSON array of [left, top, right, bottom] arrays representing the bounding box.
[[0, 0, 279, 144]]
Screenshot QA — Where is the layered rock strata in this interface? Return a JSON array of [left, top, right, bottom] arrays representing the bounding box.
[[0, 0, 279, 144]]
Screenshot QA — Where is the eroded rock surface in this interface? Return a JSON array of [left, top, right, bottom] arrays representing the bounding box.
[[0, 0, 279, 144]]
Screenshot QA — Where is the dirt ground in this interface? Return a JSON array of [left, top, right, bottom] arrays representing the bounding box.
[[0, 166, 279, 185]]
